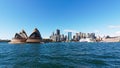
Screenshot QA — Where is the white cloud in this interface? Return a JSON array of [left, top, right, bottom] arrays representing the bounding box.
[[63, 29, 78, 33], [108, 25, 120, 29]]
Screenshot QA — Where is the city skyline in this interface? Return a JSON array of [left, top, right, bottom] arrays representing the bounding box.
[[0, 0, 120, 39]]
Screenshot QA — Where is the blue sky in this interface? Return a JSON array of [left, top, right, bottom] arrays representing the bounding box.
[[0, 0, 120, 39]]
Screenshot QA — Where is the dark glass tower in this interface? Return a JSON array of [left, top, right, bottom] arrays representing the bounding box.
[[56, 29, 60, 35]]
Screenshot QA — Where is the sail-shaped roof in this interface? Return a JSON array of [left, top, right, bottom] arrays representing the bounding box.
[[28, 28, 42, 39]]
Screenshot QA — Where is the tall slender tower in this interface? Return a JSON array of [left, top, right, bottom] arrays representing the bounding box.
[[68, 32, 72, 41], [56, 29, 60, 42]]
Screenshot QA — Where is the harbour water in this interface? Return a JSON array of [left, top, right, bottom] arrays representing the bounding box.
[[0, 42, 120, 68]]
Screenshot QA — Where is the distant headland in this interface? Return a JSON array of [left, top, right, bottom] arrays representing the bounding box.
[[0, 39, 10, 42]]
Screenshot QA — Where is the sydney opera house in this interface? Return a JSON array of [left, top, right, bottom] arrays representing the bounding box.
[[9, 28, 42, 43]]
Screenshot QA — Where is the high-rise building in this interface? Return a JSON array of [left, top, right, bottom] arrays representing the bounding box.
[[60, 34, 64, 41], [56, 29, 60, 41], [68, 32, 72, 41], [56, 29, 60, 35], [73, 35, 76, 41], [90, 33, 96, 39], [50, 29, 61, 42], [64, 35, 67, 41], [75, 33, 79, 41], [52, 32, 54, 36]]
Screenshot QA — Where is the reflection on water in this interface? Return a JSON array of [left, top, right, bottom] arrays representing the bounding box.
[[0, 42, 120, 68]]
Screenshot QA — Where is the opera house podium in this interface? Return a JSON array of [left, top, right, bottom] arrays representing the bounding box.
[[26, 28, 42, 43]]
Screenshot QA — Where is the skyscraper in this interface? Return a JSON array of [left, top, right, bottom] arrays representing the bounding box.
[[56, 29, 60, 35], [50, 29, 61, 42], [60, 34, 64, 41], [68, 32, 72, 41]]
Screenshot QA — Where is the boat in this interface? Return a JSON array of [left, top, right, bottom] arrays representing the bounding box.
[[79, 38, 96, 42]]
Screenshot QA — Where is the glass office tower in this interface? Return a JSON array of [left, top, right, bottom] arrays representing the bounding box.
[[68, 32, 72, 41]]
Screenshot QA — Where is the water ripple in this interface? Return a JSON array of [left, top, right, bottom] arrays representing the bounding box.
[[0, 42, 120, 68]]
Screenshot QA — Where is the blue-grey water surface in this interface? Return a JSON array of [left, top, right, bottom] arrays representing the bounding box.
[[0, 42, 120, 68]]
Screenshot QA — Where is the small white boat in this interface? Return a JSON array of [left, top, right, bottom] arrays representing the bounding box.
[[79, 38, 96, 42]]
